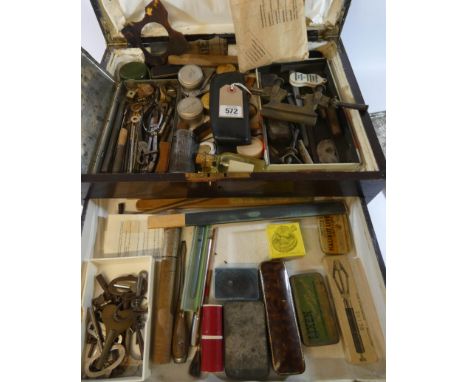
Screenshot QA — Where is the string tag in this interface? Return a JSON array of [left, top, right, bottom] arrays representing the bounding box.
[[219, 84, 245, 118]]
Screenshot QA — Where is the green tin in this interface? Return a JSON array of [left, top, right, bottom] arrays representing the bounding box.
[[118, 62, 149, 81], [290, 272, 339, 346]]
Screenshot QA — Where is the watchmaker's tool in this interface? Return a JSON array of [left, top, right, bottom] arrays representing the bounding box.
[[323, 256, 378, 364]]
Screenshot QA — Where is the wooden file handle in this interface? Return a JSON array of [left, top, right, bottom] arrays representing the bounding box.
[[172, 310, 188, 363]]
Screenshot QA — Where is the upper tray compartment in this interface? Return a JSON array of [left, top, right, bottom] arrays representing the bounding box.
[[91, 0, 350, 44]]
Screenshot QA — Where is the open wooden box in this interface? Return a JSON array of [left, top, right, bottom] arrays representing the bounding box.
[[81, 0, 385, 202]]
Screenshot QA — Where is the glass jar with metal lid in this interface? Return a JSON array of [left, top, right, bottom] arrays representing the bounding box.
[[178, 64, 204, 90], [177, 96, 204, 125]]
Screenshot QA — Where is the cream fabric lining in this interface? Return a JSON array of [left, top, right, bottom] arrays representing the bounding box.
[[98, 0, 342, 41]]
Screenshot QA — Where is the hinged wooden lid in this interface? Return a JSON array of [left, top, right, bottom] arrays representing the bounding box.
[[90, 0, 351, 46]]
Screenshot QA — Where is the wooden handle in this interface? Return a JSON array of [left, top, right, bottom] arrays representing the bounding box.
[[325, 106, 342, 136], [111, 128, 128, 173], [171, 310, 188, 363], [155, 141, 171, 173], [168, 54, 238, 66], [148, 214, 185, 229]]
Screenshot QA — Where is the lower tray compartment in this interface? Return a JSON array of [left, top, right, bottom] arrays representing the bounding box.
[[81, 196, 386, 381]]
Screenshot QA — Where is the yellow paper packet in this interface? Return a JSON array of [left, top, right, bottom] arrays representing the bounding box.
[[266, 223, 306, 259]]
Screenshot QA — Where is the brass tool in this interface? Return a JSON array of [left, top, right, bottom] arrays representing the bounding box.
[[172, 241, 188, 363]]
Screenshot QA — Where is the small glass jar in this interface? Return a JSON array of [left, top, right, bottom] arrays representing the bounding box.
[[178, 64, 204, 90], [177, 96, 204, 125]]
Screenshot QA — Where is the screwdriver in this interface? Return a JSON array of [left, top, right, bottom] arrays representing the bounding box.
[[172, 242, 188, 363]]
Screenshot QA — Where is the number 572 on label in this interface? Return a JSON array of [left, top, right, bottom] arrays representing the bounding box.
[[219, 105, 243, 118]]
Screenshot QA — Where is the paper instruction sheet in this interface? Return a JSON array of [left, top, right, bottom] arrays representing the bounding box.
[[103, 214, 164, 257], [229, 0, 309, 72]]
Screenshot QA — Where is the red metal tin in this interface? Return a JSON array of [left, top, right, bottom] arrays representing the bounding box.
[[201, 338, 223, 372], [201, 304, 223, 336], [200, 304, 223, 372]]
